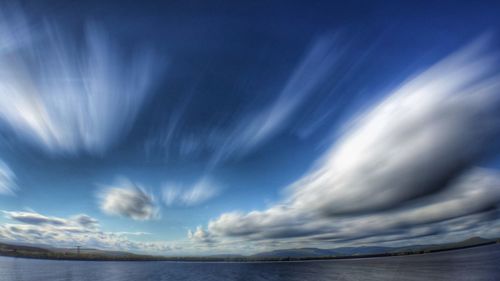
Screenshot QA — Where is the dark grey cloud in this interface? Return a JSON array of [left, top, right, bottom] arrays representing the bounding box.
[[73, 214, 99, 228]]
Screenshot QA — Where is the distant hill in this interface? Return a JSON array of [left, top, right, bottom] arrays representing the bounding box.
[[207, 254, 245, 258], [0, 236, 497, 261], [253, 248, 341, 258], [252, 237, 497, 258], [253, 246, 394, 258], [0, 241, 152, 261], [390, 236, 494, 254], [48, 247, 134, 257], [0, 242, 50, 254]]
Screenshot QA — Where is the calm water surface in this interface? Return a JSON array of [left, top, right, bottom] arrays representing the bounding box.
[[0, 244, 499, 281]]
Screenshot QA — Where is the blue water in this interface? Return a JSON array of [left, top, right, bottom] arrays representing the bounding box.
[[0, 244, 499, 281]]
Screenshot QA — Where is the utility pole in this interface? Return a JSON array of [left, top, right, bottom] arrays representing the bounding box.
[[76, 245, 81, 255]]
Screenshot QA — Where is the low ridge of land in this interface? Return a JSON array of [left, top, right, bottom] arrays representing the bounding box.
[[0, 236, 498, 262]]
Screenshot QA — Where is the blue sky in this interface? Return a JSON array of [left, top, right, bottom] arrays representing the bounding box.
[[0, 0, 500, 255]]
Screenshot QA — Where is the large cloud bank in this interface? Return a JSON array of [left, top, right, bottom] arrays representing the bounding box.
[[201, 38, 500, 248]]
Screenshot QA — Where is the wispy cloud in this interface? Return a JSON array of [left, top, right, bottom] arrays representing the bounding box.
[[0, 6, 162, 156], [0, 160, 16, 195], [145, 36, 339, 167], [162, 178, 219, 207], [200, 38, 500, 248], [98, 178, 159, 220], [208, 37, 339, 165]]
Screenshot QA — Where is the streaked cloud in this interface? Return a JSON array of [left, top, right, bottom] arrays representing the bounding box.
[[0, 160, 16, 195], [202, 38, 500, 247], [98, 178, 159, 220], [285, 38, 500, 215], [162, 178, 219, 207], [207, 168, 500, 249], [3, 210, 67, 226], [209, 37, 339, 165], [3, 211, 100, 229], [145, 36, 339, 167], [0, 6, 161, 156]]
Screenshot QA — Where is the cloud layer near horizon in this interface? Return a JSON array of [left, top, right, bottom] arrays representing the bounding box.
[[200, 38, 500, 248], [0, 210, 171, 252]]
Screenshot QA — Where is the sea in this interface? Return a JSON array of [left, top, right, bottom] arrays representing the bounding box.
[[0, 244, 499, 281]]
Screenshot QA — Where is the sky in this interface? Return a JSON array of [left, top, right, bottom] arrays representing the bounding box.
[[0, 0, 500, 255]]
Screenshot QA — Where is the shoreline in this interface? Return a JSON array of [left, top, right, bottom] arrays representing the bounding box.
[[0, 241, 497, 263]]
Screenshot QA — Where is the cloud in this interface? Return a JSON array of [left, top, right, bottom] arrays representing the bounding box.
[[208, 37, 339, 165], [207, 168, 500, 247], [98, 178, 159, 220], [162, 178, 218, 207], [162, 179, 218, 207], [0, 6, 161, 156], [307, 168, 500, 242], [72, 214, 99, 229], [0, 160, 16, 195], [0, 210, 171, 253], [285, 38, 500, 216], [145, 36, 339, 166], [188, 226, 216, 244], [202, 38, 500, 248], [115, 231, 151, 236], [3, 211, 67, 226]]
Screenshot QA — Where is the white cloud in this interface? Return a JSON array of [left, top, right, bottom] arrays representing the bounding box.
[[98, 178, 159, 220], [201, 38, 500, 248], [0, 210, 171, 253], [162, 178, 218, 207], [188, 226, 215, 244], [285, 38, 500, 216], [0, 6, 161, 156], [0, 160, 16, 195]]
